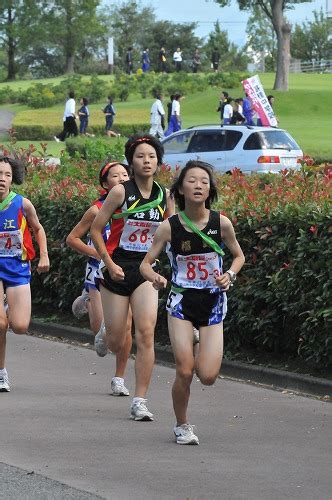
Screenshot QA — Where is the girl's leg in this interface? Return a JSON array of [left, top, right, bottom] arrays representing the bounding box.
[[195, 322, 223, 386], [115, 306, 133, 378], [100, 284, 130, 353], [168, 315, 195, 425], [130, 281, 158, 398], [87, 287, 103, 335], [0, 282, 8, 369], [6, 284, 31, 334]]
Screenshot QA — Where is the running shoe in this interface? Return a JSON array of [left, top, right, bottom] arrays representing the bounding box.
[[0, 372, 10, 392], [94, 321, 108, 357], [193, 327, 200, 345], [174, 424, 199, 445], [111, 377, 130, 396], [130, 399, 154, 421], [72, 290, 89, 319]]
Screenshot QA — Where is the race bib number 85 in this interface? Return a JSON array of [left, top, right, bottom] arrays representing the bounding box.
[[175, 252, 221, 289]]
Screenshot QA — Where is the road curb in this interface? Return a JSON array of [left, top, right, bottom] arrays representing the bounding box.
[[29, 320, 331, 398]]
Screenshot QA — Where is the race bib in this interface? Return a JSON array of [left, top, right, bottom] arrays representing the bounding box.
[[0, 230, 23, 258], [166, 289, 183, 311], [120, 220, 160, 252], [85, 262, 100, 285], [175, 252, 221, 289]]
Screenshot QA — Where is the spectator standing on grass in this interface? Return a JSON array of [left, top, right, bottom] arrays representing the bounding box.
[[165, 93, 183, 137], [173, 48, 183, 72], [211, 47, 220, 72], [192, 49, 201, 73], [54, 91, 78, 142], [142, 48, 150, 72], [102, 96, 120, 138], [230, 98, 245, 124], [125, 47, 133, 74], [216, 91, 228, 124], [149, 92, 165, 139], [223, 97, 233, 125], [158, 47, 167, 73], [243, 93, 254, 125], [78, 97, 89, 135], [167, 95, 175, 127]]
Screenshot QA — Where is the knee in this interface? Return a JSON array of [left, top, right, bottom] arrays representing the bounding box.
[[176, 364, 194, 384], [135, 325, 154, 349], [11, 323, 29, 335], [197, 372, 218, 386]]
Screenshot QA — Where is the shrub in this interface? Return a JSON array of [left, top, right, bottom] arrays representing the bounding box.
[[13, 147, 331, 369]]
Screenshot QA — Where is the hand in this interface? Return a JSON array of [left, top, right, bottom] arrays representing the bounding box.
[[37, 255, 50, 274], [108, 263, 125, 281], [152, 274, 167, 290], [216, 272, 231, 291]]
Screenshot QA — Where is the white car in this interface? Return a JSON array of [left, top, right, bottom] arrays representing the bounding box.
[[161, 125, 303, 174]]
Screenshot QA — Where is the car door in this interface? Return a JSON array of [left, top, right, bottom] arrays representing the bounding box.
[[223, 130, 245, 171], [186, 130, 226, 172]]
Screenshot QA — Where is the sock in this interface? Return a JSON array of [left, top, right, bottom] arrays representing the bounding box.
[[112, 377, 124, 384], [132, 397, 144, 405], [0, 368, 7, 376]]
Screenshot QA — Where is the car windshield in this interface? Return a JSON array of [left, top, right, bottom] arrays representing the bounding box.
[[243, 131, 301, 151], [162, 131, 195, 154]]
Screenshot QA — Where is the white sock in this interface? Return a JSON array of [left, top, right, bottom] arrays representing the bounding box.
[[112, 377, 124, 384], [132, 397, 144, 405], [0, 368, 7, 376]]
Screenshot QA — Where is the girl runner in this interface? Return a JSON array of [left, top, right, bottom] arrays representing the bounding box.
[[66, 161, 132, 396], [90, 134, 174, 421], [0, 156, 50, 392], [140, 160, 245, 444]]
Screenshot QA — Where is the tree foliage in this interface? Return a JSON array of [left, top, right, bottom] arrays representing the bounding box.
[[291, 10, 332, 62]]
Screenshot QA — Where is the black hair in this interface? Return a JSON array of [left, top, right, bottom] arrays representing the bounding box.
[[107, 95, 113, 103], [82, 97, 88, 105], [170, 160, 218, 211], [125, 134, 164, 166], [222, 91, 229, 98], [174, 93, 182, 100], [0, 156, 25, 185], [99, 160, 130, 188], [69, 91, 75, 99], [267, 95, 274, 100]]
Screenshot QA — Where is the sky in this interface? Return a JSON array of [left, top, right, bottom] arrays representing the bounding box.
[[136, 0, 327, 47]]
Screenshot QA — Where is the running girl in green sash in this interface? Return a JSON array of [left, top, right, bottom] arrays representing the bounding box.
[[140, 160, 245, 444], [91, 134, 174, 421]]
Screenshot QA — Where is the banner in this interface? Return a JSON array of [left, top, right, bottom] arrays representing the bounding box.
[[241, 75, 277, 127], [108, 37, 114, 65]]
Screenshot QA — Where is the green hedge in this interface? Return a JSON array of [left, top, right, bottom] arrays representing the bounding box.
[[13, 123, 149, 141]]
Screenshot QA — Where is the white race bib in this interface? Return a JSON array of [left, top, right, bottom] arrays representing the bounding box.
[[0, 230, 23, 258], [175, 252, 221, 289], [120, 219, 160, 252]]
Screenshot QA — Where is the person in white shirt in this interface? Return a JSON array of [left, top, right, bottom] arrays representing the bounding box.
[[165, 93, 182, 136], [173, 48, 183, 72], [55, 91, 78, 142], [149, 93, 165, 139], [223, 98, 233, 125]]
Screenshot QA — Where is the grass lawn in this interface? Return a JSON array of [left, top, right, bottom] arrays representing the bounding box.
[[1, 73, 331, 159]]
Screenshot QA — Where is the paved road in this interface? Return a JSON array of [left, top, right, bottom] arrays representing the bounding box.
[[1, 333, 331, 500], [0, 109, 14, 134]]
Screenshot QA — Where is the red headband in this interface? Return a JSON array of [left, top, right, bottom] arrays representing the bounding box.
[[100, 161, 121, 178], [128, 137, 151, 150]]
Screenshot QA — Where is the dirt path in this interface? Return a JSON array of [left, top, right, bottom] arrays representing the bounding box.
[[0, 108, 15, 134]]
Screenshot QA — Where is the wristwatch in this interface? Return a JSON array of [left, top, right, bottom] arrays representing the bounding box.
[[226, 270, 237, 285]]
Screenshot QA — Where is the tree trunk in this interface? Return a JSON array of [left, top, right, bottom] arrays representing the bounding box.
[[6, 7, 16, 81], [65, 54, 75, 74], [271, 0, 291, 90]]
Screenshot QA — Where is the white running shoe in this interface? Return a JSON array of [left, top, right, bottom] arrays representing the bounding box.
[[174, 424, 199, 445], [94, 321, 108, 357], [111, 377, 130, 396], [130, 399, 154, 421], [193, 327, 200, 345], [0, 372, 10, 392], [54, 136, 60, 143], [72, 290, 89, 319]]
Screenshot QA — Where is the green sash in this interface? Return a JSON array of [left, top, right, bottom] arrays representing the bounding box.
[[0, 191, 17, 211], [179, 211, 225, 256], [112, 182, 164, 219]]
